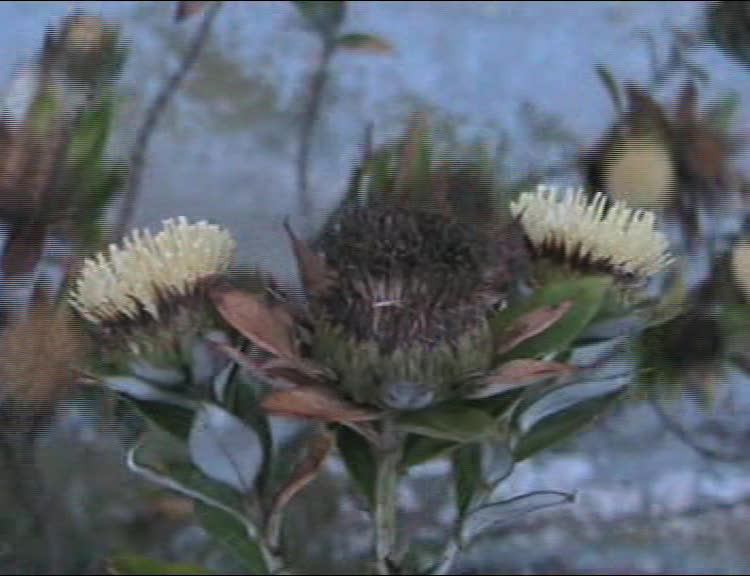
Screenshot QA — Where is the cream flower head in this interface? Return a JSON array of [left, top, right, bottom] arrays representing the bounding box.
[[731, 240, 750, 301], [510, 185, 673, 279], [604, 135, 676, 210], [70, 217, 235, 324]]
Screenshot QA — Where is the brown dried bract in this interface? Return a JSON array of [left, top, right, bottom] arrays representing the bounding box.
[[468, 358, 576, 399], [210, 284, 299, 360], [284, 218, 337, 299], [497, 300, 573, 355], [261, 385, 381, 423]]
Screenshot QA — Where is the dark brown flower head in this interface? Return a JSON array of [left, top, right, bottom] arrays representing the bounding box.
[[314, 203, 498, 354], [282, 214, 528, 409]]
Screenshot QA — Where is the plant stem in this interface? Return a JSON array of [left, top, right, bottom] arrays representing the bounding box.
[[374, 420, 401, 575], [113, 1, 222, 240], [297, 37, 336, 223]]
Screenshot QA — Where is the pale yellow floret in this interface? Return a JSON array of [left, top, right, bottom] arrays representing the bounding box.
[[510, 185, 673, 278], [69, 217, 236, 324]]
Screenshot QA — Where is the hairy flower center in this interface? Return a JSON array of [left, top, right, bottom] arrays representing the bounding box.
[[314, 206, 502, 353]]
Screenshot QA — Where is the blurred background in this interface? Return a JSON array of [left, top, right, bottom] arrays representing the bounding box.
[[1, 1, 750, 574]]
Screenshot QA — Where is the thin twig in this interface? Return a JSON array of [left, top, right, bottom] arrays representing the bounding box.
[[297, 38, 336, 223], [113, 2, 223, 240]]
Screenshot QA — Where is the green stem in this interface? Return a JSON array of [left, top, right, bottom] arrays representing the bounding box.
[[374, 421, 401, 575]]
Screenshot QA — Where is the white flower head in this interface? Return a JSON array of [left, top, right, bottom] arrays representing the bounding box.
[[510, 185, 673, 279], [70, 217, 236, 325]]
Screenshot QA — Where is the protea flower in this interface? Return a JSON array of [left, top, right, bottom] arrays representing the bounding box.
[[69, 123, 683, 576], [209, 124, 672, 422], [69, 217, 236, 366], [511, 185, 673, 282], [582, 82, 744, 251]]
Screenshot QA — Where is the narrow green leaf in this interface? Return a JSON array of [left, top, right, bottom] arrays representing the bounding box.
[[108, 555, 213, 575], [225, 371, 273, 496], [68, 92, 116, 166], [336, 426, 376, 507], [336, 32, 393, 54], [512, 391, 621, 462], [461, 389, 524, 419], [395, 404, 497, 443], [453, 444, 482, 517], [194, 503, 268, 575], [491, 275, 612, 362], [127, 440, 257, 539], [400, 435, 458, 469], [460, 490, 574, 545], [104, 376, 196, 409], [127, 398, 195, 440], [595, 64, 623, 114]]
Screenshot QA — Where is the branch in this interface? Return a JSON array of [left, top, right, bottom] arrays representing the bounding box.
[[113, 2, 223, 240], [649, 396, 749, 463]]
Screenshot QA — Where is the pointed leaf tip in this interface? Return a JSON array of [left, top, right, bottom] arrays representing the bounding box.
[[468, 359, 576, 399], [284, 218, 337, 298], [261, 385, 381, 423], [497, 301, 574, 356], [189, 404, 264, 493], [270, 432, 333, 514], [210, 285, 299, 360], [337, 33, 393, 54]]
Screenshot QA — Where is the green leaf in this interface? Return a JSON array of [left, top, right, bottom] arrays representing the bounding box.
[[707, 91, 741, 131], [128, 398, 195, 440], [109, 555, 213, 575], [225, 371, 273, 496], [512, 390, 622, 462], [395, 404, 497, 443], [400, 435, 458, 469], [68, 92, 116, 166], [105, 376, 198, 409], [480, 441, 514, 485], [642, 273, 690, 329], [595, 64, 623, 113], [460, 491, 574, 545], [194, 503, 268, 575], [453, 444, 482, 517], [491, 275, 612, 362], [127, 439, 258, 539], [720, 302, 750, 341], [292, 1, 346, 38], [462, 389, 524, 419], [189, 404, 264, 493], [336, 426, 376, 507], [336, 32, 393, 53]]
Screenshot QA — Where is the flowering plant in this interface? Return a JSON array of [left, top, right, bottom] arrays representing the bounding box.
[[72, 124, 678, 574]]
